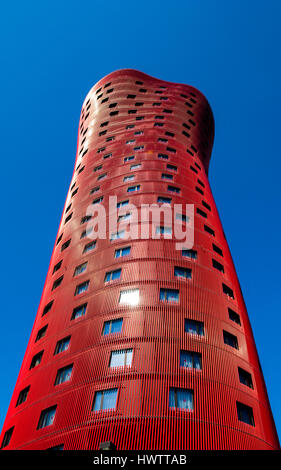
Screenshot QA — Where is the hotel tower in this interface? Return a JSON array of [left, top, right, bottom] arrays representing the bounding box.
[[1, 70, 279, 450]]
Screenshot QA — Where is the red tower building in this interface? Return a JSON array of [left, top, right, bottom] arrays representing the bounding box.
[[1, 69, 279, 450]]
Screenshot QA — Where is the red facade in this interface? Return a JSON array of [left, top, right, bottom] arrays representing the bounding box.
[[1, 69, 279, 450]]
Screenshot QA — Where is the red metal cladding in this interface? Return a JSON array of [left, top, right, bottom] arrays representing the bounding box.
[[1, 69, 279, 450]]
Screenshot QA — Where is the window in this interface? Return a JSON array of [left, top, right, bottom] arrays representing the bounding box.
[[104, 268, 121, 282], [197, 208, 207, 218], [103, 318, 123, 335], [127, 185, 140, 192], [54, 336, 71, 354], [212, 243, 223, 257], [156, 226, 172, 236], [109, 348, 133, 368], [52, 260, 62, 274], [64, 212, 73, 224], [123, 175, 134, 182], [94, 164, 102, 172], [91, 186, 100, 195], [158, 153, 168, 160], [56, 233, 63, 245], [130, 164, 141, 170], [55, 364, 73, 385], [157, 196, 171, 204], [222, 283, 234, 299], [124, 156, 134, 162], [81, 215, 91, 224], [202, 200, 211, 211], [37, 405, 57, 429], [97, 173, 106, 181], [180, 350, 202, 370], [35, 325, 48, 342], [110, 230, 125, 241], [212, 259, 224, 273], [174, 266, 192, 279], [236, 402, 255, 426], [30, 351, 43, 369], [238, 367, 253, 389], [42, 300, 53, 317], [117, 200, 129, 209], [52, 275, 63, 291], [61, 239, 71, 251], [16, 386, 30, 406], [204, 225, 215, 237], [115, 246, 131, 258], [195, 186, 204, 195], [185, 319, 204, 336], [92, 388, 118, 412], [83, 241, 96, 253], [75, 280, 89, 295], [223, 330, 238, 349], [74, 262, 88, 276], [228, 308, 241, 325], [160, 288, 179, 303], [119, 289, 139, 305], [167, 185, 180, 193], [133, 146, 144, 151], [169, 388, 194, 411], [71, 303, 87, 320], [182, 248, 197, 260], [162, 173, 173, 180], [1, 427, 14, 449], [167, 164, 177, 171]]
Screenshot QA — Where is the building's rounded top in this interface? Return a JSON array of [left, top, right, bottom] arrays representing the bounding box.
[[81, 68, 215, 173]]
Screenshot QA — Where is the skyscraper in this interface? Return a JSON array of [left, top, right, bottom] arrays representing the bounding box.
[[1, 69, 279, 450]]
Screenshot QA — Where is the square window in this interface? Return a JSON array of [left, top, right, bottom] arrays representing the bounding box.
[[160, 288, 179, 303], [37, 405, 57, 429], [75, 281, 89, 295], [92, 388, 118, 412], [222, 283, 234, 299], [115, 246, 131, 258], [35, 325, 48, 342], [55, 364, 73, 385], [104, 268, 121, 282], [223, 330, 238, 349], [102, 318, 123, 335], [54, 336, 71, 354], [174, 266, 192, 279], [182, 248, 197, 260], [236, 402, 255, 426], [119, 289, 139, 305], [238, 367, 253, 389], [16, 386, 30, 407], [83, 241, 96, 253], [185, 319, 204, 336], [169, 387, 194, 411], [1, 427, 14, 449], [71, 303, 87, 320], [228, 308, 241, 325], [109, 348, 133, 368], [74, 262, 88, 276], [180, 350, 202, 370], [30, 351, 43, 369]]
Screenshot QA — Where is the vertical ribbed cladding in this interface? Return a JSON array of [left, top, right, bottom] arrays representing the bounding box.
[[1, 69, 279, 450]]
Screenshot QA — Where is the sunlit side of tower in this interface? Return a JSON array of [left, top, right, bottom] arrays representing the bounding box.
[[0, 69, 279, 450]]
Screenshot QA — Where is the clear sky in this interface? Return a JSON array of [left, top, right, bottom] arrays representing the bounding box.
[[0, 0, 280, 440]]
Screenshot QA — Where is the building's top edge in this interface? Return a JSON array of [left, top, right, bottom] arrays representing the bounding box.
[[83, 68, 212, 110]]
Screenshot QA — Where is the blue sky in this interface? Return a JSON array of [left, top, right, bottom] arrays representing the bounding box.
[[0, 0, 280, 440]]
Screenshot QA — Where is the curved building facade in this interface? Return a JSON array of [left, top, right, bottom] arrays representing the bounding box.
[[1, 69, 279, 450]]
